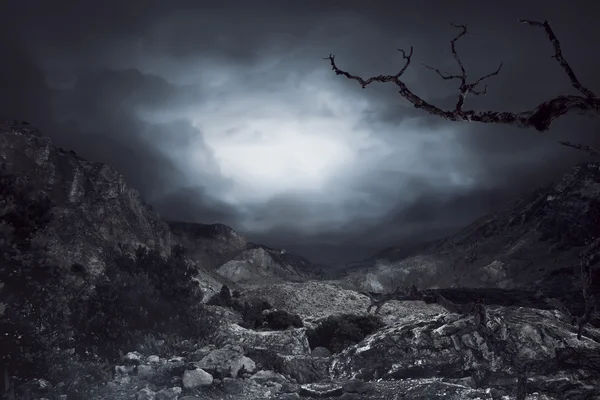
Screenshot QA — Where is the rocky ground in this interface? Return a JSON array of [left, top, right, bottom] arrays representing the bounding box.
[[3, 121, 600, 399], [11, 281, 599, 400]]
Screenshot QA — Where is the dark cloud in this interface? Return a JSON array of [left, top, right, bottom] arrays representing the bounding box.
[[1, 0, 599, 264]]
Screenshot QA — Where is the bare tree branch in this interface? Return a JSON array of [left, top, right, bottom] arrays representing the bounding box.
[[519, 19, 596, 99], [325, 20, 599, 132], [559, 141, 600, 158]]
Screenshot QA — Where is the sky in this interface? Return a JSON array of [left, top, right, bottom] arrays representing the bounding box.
[[1, 0, 599, 264]]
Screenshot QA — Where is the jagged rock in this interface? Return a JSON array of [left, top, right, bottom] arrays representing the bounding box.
[[115, 365, 135, 375], [124, 351, 143, 365], [217, 247, 309, 285], [168, 221, 247, 271], [190, 345, 217, 361], [279, 355, 330, 384], [136, 388, 156, 400], [195, 344, 256, 378], [182, 367, 213, 388], [311, 347, 331, 358], [342, 378, 373, 394], [276, 394, 300, 400], [241, 282, 372, 322], [0, 121, 172, 279], [331, 305, 600, 397], [222, 377, 244, 394], [218, 323, 311, 356], [298, 382, 343, 397], [248, 370, 289, 385], [136, 365, 155, 380], [154, 386, 182, 400], [147, 355, 160, 363], [280, 382, 301, 393]]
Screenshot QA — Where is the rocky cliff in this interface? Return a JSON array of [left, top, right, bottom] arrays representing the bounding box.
[[346, 162, 600, 295], [169, 222, 329, 286], [0, 120, 172, 277], [168, 221, 247, 270]]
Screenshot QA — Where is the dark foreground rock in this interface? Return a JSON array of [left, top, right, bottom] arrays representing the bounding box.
[[331, 305, 600, 399]]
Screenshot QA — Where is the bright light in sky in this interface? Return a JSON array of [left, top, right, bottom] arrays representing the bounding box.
[[189, 74, 385, 203], [209, 124, 353, 193]]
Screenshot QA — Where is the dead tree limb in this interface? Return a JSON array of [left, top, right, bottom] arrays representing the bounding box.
[[325, 20, 599, 133]]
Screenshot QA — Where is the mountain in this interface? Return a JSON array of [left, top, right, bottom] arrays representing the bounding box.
[[168, 221, 330, 285], [167, 221, 248, 269], [345, 162, 600, 296], [2, 120, 599, 400], [0, 120, 172, 274]]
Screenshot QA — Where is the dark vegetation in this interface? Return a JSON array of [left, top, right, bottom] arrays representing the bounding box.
[[207, 285, 302, 330], [307, 314, 383, 354], [0, 168, 216, 398]]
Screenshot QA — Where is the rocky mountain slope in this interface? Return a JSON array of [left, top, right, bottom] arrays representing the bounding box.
[[0, 120, 326, 297], [346, 162, 600, 296], [0, 120, 172, 277], [3, 120, 600, 400], [169, 222, 329, 286]]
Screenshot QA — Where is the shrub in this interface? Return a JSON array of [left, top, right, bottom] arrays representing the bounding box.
[[231, 298, 273, 329], [307, 314, 383, 353], [264, 309, 303, 330], [70, 246, 214, 360], [207, 284, 233, 307]]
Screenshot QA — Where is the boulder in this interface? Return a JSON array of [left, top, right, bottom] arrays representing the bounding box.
[[182, 367, 213, 388], [195, 345, 256, 378]]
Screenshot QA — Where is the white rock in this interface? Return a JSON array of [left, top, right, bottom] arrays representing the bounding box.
[[182, 368, 213, 388], [136, 388, 156, 400], [147, 355, 160, 363]]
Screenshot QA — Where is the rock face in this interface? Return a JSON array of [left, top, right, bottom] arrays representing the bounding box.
[[0, 120, 172, 276], [169, 223, 327, 286], [217, 247, 311, 285], [168, 221, 247, 270], [330, 304, 600, 399], [347, 162, 600, 295]]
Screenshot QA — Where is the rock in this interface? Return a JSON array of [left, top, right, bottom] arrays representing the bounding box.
[[190, 345, 216, 361], [339, 393, 361, 400], [169, 356, 184, 363], [115, 365, 135, 375], [298, 382, 344, 397], [279, 355, 330, 384], [280, 382, 301, 393], [311, 347, 331, 358], [147, 355, 160, 363], [276, 394, 300, 400], [216, 246, 318, 285], [249, 370, 289, 385], [218, 323, 311, 356], [331, 306, 600, 397], [342, 378, 373, 394], [168, 221, 247, 272], [124, 351, 143, 365], [136, 388, 156, 400], [136, 365, 155, 380], [221, 377, 244, 394], [196, 345, 256, 378], [154, 387, 182, 400], [0, 121, 172, 284], [182, 368, 213, 388]]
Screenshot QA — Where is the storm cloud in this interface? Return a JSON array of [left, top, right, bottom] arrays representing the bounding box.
[[1, 0, 599, 263]]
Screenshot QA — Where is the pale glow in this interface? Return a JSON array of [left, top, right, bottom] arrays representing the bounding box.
[[189, 77, 387, 203]]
